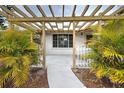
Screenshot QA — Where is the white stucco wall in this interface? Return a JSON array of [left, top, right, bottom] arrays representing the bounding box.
[[46, 32, 86, 55]]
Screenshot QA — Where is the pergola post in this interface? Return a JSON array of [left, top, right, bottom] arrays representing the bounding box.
[[9, 22, 14, 30], [98, 13, 103, 35], [30, 32, 33, 43], [42, 22, 46, 68], [98, 20, 102, 32], [9, 16, 14, 30], [73, 21, 76, 68], [8, 10, 14, 30]]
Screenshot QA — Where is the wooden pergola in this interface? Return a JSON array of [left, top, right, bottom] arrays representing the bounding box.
[[0, 5, 124, 68]]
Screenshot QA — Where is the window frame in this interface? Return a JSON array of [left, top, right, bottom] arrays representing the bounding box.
[[52, 34, 73, 48]]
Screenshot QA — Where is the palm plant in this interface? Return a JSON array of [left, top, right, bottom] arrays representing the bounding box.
[[88, 20, 124, 86], [0, 29, 38, 87]]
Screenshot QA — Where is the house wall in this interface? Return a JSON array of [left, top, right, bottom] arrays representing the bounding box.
[[45, 32, 86, 55]]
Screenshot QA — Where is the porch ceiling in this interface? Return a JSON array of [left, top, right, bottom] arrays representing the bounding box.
[[0, 5, 124, 32]]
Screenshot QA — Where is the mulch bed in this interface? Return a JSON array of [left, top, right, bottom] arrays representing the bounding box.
[[21, 67, 49, 88], [72, 68, 114, 88]]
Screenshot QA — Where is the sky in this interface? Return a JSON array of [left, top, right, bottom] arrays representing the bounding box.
[[4, 5, 123, 30], [15, 5, 122, 17]]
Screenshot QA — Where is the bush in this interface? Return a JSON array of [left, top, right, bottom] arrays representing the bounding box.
[[88, 20, 124, 87], [0, 29, 38, 87]]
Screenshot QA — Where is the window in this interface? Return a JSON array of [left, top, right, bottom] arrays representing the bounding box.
[[53, 34, 73, 48], [86, 34, 93, 40], [86, 34, 93, 47]]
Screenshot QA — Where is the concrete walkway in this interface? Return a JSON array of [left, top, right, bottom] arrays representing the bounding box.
[[46, 55, 86, 88]]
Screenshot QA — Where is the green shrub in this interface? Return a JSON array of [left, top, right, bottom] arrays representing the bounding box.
[[0, 29, 38, 87], [88, 20, 124, 86]]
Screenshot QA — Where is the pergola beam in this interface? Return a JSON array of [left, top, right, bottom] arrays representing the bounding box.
[[0, 6, 38, 31], [91, 5, 102, 16], [78, 5, 102, 30], [11, 5, 28, 17], [0, 10, 34, 31], [23, 5, 48, 30], [80, 5, 115, 31], [80, 5, 124, 31], [23, 5, 37, 17], [68, 5, 76, 30], [75, 5, 89, 27], [37, 29, 90, 33], [0, 5, 38, 29], [81, 5, 90, 16], [10, 5, 42, 30], [8, 15, 124, 22], [36, 5, 46, 17], [101, 5, 115, 15], [0, 5, 39, 30], [1, 5, 124, 33], [111, 5, 124, 15], [36, 5, 54, 30], [48, 5, 59, 30], [14, 22, 36, 31]]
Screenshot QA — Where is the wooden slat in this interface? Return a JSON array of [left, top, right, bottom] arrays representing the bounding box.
[[11, 5, 28, 17], [1, 5, 124, 33], [23, 5, 36, 17], [68, 5, 76, 30], [0, 5, 40, 30], [0, 5, 38, 31], [36, 5, 54, 30], [48, 5, 55, 17], [48, 5, 58, 30], [23, 5, 44, 29], [101, 5, 115, 15], [37, 29, 88, 33], [81, 5, 115, 31], [10, 5, 43, 30], [81, 5, 124, 31], [75, 5, 89, 27], [36, 5, 46, 17], [72, 5, 77, 16], [81, 5, 90, 16], [11, 5, 41, 29], [78, 5, 102, 30], [9, 15, 15, 30], [0, 5, 19, 17], [8, 15, 124, 22], [111, 5, 124, 15], [0, 9, 35, 31], [23, 5, 48, 30], [0, 9, 9, 17], [15, 22, 36, 31], [91, 5, 102, 16]]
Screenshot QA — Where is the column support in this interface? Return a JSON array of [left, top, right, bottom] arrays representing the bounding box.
[[42, 22, 46, 68], [8, 13, 14, 30], [98, 13, 102, 33], [30, 32, 33, 43], [73, 21, 76, 68], [9, 22, 14, 30]]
